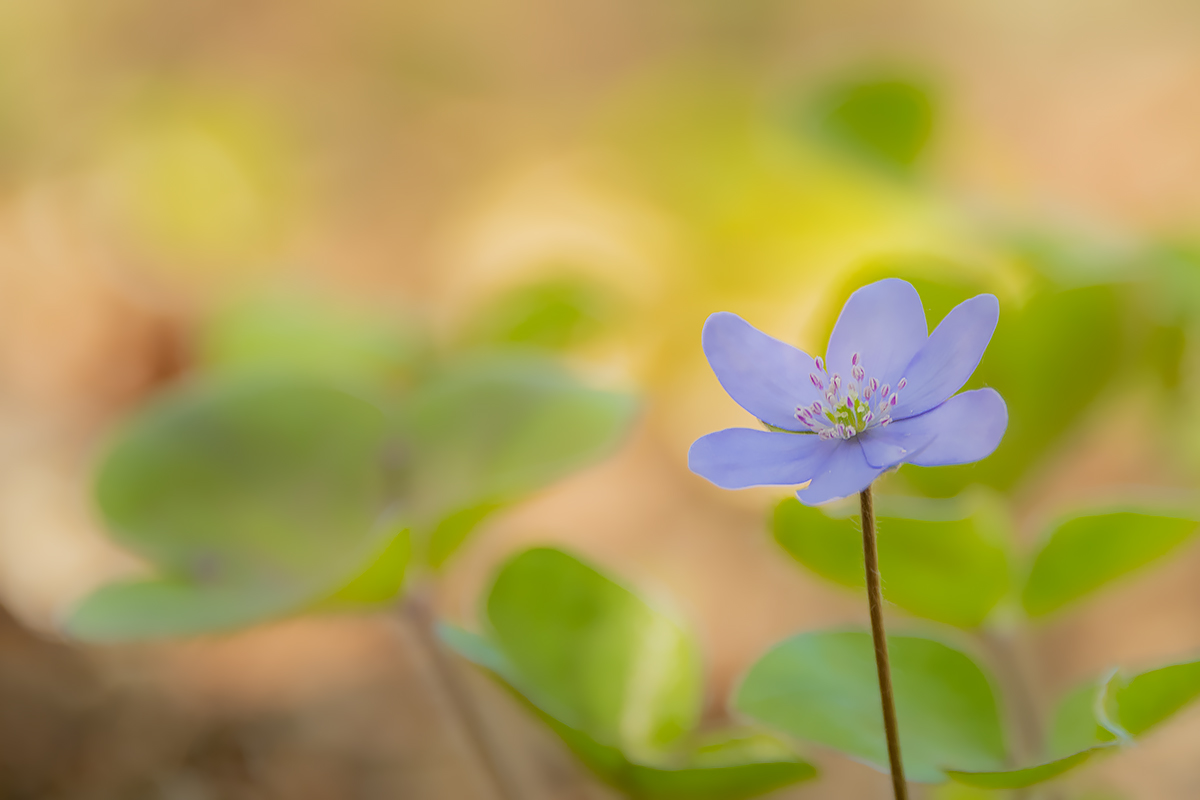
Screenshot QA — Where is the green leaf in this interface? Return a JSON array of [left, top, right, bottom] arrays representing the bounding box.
[[1050, 657, 1200, 756], [425, 502, 504, 569], [461, 276, 624, 352], [317, 526, 411, 608], [442, 623, 815, 799], [71, 375, 393, 639], [1022, 509, 1198, 617], [485, 547, 700, 756], [811, 77, 936, 173], [400, 355, 637, 550], [944, 746, 1113, 789], [200, 294, 422, 386], [66, 578, 308, 641], [735, 631, 1006, 783], [772, 494, 1011, 628]]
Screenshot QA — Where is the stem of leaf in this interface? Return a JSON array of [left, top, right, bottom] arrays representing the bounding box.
[[401, 587, 524, 800], [860, 485, 909, 800]]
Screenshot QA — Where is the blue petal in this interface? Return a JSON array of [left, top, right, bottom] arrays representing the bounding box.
[[891, 294, 1000, 420], [825, 279, 927, 391], [702, 312, 823, 431], [796, 440, 885, 505], [864, 388, 1007, 469], [858, 421, 936, 469], [689, 428, 836, 489]]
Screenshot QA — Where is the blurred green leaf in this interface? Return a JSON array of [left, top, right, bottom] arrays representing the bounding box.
[[425, 502, 504, 570], [735, 631, 1006, 783], [444, 563, 815, 800], [486, 547, 700, 755], [772, 494, 1011, 628], [1050, 657, 1200, 756], [67, 578, 306, 641], [318, 526, 411, 608], [462, 276, 624, 351], [944, 747, 1113, 789], [811, 77, 935, 173], [1022, 510, 1198, 617], [70, 375, 394, 639], [401, 356, 637, 559], [200, 294, 422, 387]]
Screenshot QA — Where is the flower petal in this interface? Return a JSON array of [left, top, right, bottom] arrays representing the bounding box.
[[857, 421, 936, 469], [825, 278, 927, 391], [864, 388, 1008, 469], [689, 428, 836, 489], [891, 294, 1000, 420], [796, 440, 886, 505], [702, 312, 823, 431]]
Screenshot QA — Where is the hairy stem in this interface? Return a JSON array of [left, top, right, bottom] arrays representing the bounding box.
[[861, 485, 909, 800], [401, 588, 524, 800]]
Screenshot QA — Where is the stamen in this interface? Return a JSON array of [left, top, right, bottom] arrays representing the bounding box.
[[831, 374, 842, 392], [811, 401, 823, 413], [897, 378, 907, 392], [881, 384, 891, 399], [864, 411, 874, 424], [851, 352, 860, 366], [815, 356, 825, 372], [868, 377, 878, 393], [852, 365, 866, 382], [889, 394, 898, 407], [809, 373, 824, 390]]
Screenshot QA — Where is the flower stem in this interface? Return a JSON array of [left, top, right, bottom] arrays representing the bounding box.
[[401, 587, 524, 800], [860, 485, 909, 800]]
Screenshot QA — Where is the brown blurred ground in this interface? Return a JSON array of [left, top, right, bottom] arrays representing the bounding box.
[[5, 1, 1200, 798]]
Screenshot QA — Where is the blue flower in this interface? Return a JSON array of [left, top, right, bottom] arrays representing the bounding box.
[[689, 278, 1007, 505]]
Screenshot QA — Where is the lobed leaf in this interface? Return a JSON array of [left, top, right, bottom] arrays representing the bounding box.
[[944, 746, 1113, 789], [735, 631, 1006, 783], [399, 356, 637, 563], [70, 375, 396, 639], [1050, 656, 1200, 756], [441, 549, 815, 799], [1022, 509, 1198, 617], [772, 495, 1010, 628], [485, 547, 701, 755]]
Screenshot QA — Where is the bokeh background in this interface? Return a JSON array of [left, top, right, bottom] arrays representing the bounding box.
[[5, 0, 1200, 797]]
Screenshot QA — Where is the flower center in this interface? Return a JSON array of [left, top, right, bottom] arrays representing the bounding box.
[[795, 353, 906, 440]]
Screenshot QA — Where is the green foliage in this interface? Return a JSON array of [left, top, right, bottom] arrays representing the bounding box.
[[486, 547, 701, 753], [442, 548, 815, 799], [200, 294, 423, 386], [735, 631, 1006, 783], [462, 276, 624, 351], [399, 355, 638, 554], [69, 376, 400, 640], [944, 747, 1113, 789], [1022, 510, 1198, 617], [67, 578, 307, 640], [811, 77, 935, 173], [772, 494, 1010, 628], [1051, 657, 1200, 755], [425, 502, 504, 569]]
